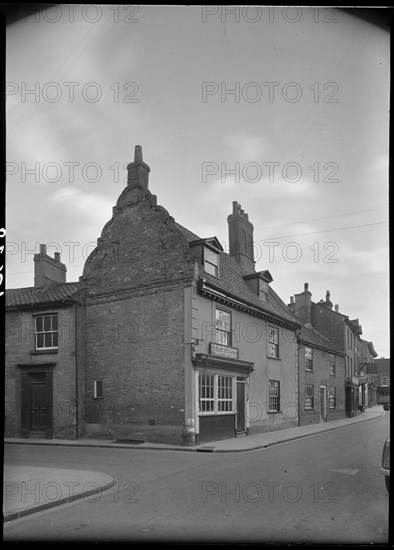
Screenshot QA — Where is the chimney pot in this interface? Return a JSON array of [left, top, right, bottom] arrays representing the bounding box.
[[134, 144, 143, 162], [40, 244, 47, 255], [127, 144, 150, 188], [54, 252, 60, 262], [290, 296, 295, 304], [304, 283, 309, 292], [335, 304, 339, 312]]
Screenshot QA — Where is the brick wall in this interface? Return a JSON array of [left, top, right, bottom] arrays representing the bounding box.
[[80, 185, 194, 443], [298, 343, 346, 426], [5, 305, 78, 439]]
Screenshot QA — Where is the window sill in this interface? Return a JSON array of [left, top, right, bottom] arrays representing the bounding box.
[[305, 368, 313, 372], [30, 349, 58, 355], [267, 356, 280, 361], [267, 411, 281, 414], [198, 411, 236, 416]]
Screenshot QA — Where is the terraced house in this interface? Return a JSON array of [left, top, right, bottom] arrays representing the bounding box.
[[5, 146, 302, 445]]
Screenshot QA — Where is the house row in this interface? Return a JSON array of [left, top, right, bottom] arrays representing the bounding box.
[[4, 146, 381, 444]]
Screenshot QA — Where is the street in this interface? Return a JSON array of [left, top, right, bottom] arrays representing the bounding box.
[[3, 413, 389, 543]]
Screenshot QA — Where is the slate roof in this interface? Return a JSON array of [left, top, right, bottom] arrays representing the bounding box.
[[175, 220, 300, 327], [300, 324, 344, 355], [374, 358, 391, 375], [5, 282, 80, 308], [173, 221, 201, 243]]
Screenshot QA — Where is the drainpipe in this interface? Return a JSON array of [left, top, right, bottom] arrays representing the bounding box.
[[296, 328, 302, 427], [74, 302, 79, 440]]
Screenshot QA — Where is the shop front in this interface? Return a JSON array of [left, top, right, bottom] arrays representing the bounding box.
[[193, 345, 254, 444]]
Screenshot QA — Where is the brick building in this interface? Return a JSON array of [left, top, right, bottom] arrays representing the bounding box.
[[288, 285, 346, 425], [5, 146, 302, 444], [358, 339, 378, 408], [5, 246, 82, 439], [288, 283, 378, 419], [372, 358, 390, 404]]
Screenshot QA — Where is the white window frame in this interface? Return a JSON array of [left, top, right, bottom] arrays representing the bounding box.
[[268, 380, 280, 412], [35, 314, 58, 350], [94, 380, 103, 399], [198, 373, 235, 415], [259, 281, 269, 302], [268, 326, 279, 358], [215, 308, 232, 347], [204, 247, 219, 277], [305, 346, 313, 371]]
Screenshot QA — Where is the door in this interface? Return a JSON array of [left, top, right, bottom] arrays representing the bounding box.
[[320, 386, 326, 422], [31, 378, 48, 430], [236, 379, 246, 433], [21, 371, 53, 438]]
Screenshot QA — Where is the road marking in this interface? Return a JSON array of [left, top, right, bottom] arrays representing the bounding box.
[[329, 468, 359, 475]]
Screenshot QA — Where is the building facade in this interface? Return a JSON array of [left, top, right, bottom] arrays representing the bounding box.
[[5, 146, 302, 445], [288, 284, 377, 419], [288, 286, 346, 425], [5, 246, 82, 439], [373, 358, 390, 404], [359, 339, 378, 408]]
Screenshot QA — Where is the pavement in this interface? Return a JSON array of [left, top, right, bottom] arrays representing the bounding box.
[[3, 405, 388, 522]]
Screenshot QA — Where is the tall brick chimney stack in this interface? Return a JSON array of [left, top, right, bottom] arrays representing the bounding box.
[[290, 282, 312, 325], [127, 145, 150, 188], [34, 244, 67, 288], [227, 201, 255, 273]]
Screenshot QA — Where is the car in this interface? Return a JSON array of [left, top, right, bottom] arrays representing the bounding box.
[[383, 403, 390, 411], [381, 438, 390, 492]]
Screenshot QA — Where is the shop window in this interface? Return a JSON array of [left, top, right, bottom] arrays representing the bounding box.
[[199, 373, 235, 414]]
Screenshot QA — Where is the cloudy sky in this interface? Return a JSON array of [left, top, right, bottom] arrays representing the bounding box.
[[6, 6, 390, 356]]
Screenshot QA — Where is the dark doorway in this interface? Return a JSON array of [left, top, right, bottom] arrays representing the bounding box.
[[21, 371, 53, 438], [236, 379, 246, 433]]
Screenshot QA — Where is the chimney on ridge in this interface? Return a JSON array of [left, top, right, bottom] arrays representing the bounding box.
[[290, 282, 312, 325], [34, 244, 67, 288], [227, 201, 255, 272], [127, 145, 150, 188]]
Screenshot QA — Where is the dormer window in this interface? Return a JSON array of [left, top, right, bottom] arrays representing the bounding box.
[[189, 237, 223, 279], [259, 280, 269, 302], [243, 270, 273, 302], [204, 247, 219, 277]]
